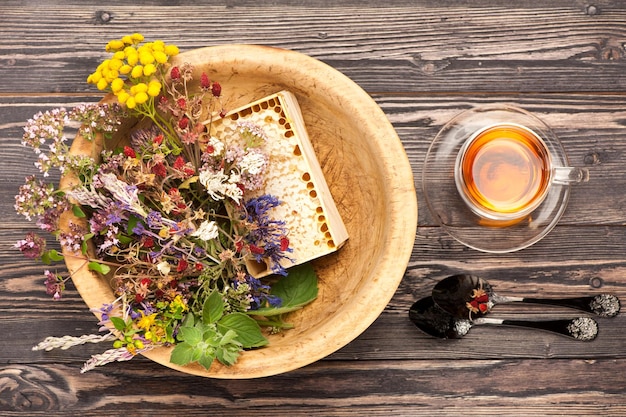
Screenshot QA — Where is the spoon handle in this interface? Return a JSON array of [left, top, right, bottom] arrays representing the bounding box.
[[518, 294, 620, 317], [475, 317, 598, 341]]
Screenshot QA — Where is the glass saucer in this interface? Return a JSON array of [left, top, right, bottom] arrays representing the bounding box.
[[422, 104, 573, 253]]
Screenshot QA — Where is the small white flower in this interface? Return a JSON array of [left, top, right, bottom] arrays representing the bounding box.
[[191, 220, 219, 241], [156, 261, 171, 276], [239, 151, 267, 176], [198, 169, 229, 201]]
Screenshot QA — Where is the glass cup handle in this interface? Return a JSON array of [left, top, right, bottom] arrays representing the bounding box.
[[552, 166, 590, 185]]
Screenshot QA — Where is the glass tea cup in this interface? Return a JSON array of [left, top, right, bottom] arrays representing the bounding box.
[[422, 104, 590, 252], [454, 122, 588, 224]]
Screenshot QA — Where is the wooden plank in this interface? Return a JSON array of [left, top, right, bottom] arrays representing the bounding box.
[[0, 360, 625, 415], [0, 4, 625, 93]]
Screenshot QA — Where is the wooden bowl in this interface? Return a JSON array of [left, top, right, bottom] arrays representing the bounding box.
[[61, 45, 417, 378]]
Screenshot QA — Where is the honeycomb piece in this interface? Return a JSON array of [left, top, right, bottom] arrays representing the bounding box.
[[210, 91, 348, 277]]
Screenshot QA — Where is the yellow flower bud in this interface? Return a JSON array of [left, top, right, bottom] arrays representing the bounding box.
[[131, 65, 144, 79], [153, 50, 168, 64], [96, 78, 108, 90], [119, 64, 132, 75], [126, 51, 139, 66], [134, 83, 148, 93], [131, 33, 144, 42], [111, 78, 125, 93], [121, 35, 133, 45], [117, 90, 130, 104], [143, 63, 157, 76], [134, 91, 148, 104], [147, 80, 161, 96], [113, 51, 125, 60], [164, 45, 179, 56], [126, 96, 136, 109], [105, 39, 125, 52], [87, 71, 101, 84], [104, 69, 119, 82], [153, 40, 165, 51], [108, 58, 123, 71], [139, 52, 155, 66]]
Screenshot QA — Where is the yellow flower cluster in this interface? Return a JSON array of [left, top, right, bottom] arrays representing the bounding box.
[[86, 33, 180, 109]]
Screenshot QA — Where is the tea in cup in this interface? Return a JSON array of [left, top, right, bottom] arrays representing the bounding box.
[[455, 122, 588, 223]]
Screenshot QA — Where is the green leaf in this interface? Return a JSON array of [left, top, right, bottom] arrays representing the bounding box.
[[117, 234, 133, 245], [218, 313, 268, 348], [109, 316, 127, 332], [41, 249, 64, 265], [170, 342, 194, 366], [216, 344, 241, 366], [88, 261, 111, 275], [127, 215, 140, 235], [72, 205, 86, 218], [202, 291, 224, 324], [251, 263, 318, 316], [197, 353, 215, 370], [177, 326, 203, 345]]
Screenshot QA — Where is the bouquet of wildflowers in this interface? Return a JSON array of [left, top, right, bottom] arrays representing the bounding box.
[[15, 34, 318, 372]]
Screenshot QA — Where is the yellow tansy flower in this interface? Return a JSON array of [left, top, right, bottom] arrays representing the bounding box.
[[105, 39, 125, 52], [147, 80, 161, 96], [111, 78, 125, 93], [130, 65, 144, 79], [143, 63, 157, 77], [119, 64, 132, 75], [153, 50, 168, 64], [96, 78, 108, 90], [164, 45, 179, 56]]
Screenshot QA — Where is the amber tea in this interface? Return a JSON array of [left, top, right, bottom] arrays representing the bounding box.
[[455, 123, 551, 221]]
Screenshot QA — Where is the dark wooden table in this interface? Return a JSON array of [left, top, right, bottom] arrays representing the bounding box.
[[2, 1, 626, 415]]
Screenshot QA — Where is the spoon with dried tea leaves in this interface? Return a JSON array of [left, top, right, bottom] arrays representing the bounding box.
[[431, 274, 620, 320], [409, 297, 598, 341]]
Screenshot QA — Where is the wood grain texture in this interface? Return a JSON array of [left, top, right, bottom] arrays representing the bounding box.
[[0, 3, 625, 94], [2, 0, 626, 415]]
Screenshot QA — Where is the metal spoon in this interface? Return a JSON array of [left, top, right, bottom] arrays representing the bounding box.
[[432, 274, 620, 320], [409, 297, 598, 341]]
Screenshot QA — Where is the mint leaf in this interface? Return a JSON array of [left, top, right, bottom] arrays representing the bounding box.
[[177, 326, 203, 346], [198, 353, 215, 370], [202, 291, 224, 324], [216, 343, 241, 366], [170, 342, 194, 366], [218, 313, 268, 348]]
